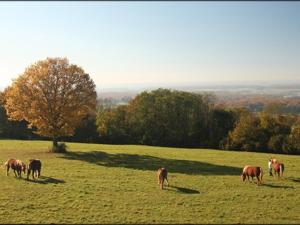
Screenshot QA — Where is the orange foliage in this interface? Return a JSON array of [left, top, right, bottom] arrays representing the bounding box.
[[4, 57, 97, 140]]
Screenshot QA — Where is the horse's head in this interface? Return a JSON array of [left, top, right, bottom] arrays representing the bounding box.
[[21, 163, 26, 174], [241, 172, 246, 181], [271, 158, 278, 164]]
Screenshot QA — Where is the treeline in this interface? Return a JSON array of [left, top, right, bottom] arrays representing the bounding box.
[[97, 89, 300, 154], [1, 89, 300, 154]]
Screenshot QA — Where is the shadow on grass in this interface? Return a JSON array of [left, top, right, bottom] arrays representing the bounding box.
[[262, 183, 294, 189], [60, 151, 242, 176], [169, 185, 200, 194], [286, 177, 300, 183], [26, 176, 65, 184]]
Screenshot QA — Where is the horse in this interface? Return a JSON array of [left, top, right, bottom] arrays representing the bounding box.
[[4, 158, 26, 178], [272, 162, 284, 179], [268, 158, 279, 176], [270, 158, 279, 164], [241, 165, 263, 185], [27, 159, 42, 180], [157, 168, 169, 189]]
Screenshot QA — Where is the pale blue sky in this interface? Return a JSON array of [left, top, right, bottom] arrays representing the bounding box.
[[0, 2, 300, 89]]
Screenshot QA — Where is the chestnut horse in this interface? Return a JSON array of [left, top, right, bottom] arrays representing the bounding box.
[[272, 162, 284, 179], [157, 168, 169, 189], [4, 158, 26, 178], [27, 159, 42, 180], [270, 158, 279, 164], [242, 165, 263, 184]]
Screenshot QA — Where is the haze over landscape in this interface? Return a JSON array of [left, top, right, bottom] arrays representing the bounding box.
[[1, 2, 299, 93], [1, 2, 300, 224]]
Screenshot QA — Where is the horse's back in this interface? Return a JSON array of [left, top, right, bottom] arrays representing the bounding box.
[[244, 166, 262, 176], [5, 158, 16, 166], [29, 159, 42, 170], [273, 163, 284, 172], [243, 165, 251, 173], [158, 168, 167, 178]]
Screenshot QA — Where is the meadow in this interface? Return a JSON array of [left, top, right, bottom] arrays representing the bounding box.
[[0, 140, 299, 224]]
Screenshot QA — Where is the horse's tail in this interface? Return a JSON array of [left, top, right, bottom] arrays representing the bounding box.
[[280, 164, 284, 177], [259, 167, 263, 182]]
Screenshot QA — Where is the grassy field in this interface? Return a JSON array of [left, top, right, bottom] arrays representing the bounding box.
[[0, 140, 299, 224]]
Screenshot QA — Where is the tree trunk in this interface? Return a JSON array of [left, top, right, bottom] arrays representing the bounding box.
[[52, 137, 58, 152], [53, 137, 58, 147]]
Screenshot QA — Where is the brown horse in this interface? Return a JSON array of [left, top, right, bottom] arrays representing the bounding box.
[[27, 159, 42, 180], [241, 165, 263, 184], [270, 158, 279, 164], [272, 162, 284, 179], [157, 168, 169, 189], [4, 158, 26, 178]]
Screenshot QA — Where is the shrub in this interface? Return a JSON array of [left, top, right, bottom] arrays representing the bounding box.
[[49, 142, 68, 153]]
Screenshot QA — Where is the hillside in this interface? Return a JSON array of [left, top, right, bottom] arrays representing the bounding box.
[[0, 140, 299, 224]]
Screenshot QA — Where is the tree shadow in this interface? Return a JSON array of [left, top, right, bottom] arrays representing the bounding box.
[[60, 151, 242, 176], [169, 185, 200, 194], [286, 177, 300, 183], [262, 183, 294, 189], [26, 176, 65, 184]]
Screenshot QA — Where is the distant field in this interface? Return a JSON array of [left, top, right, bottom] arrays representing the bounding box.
[[0, 140, 299, 224]]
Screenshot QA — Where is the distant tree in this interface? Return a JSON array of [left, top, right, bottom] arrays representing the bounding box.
[[284, 125, 300, 154], [267, 134, 287, 153], [0, 92, 35, 139], [4, 57, 97, 152], [208, 108, 236, 149], [126, 88, 211, 147], [226, 113, 268, 151], [0, 92, 6, 136], [259, 112, 291, 152], [96, 105, 131, 143], [263, 102, 285, 114], [68, 113, 100, 143]]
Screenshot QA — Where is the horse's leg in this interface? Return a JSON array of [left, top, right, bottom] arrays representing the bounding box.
[[27, 169, 30, 180], [6, 165, 9, 176], [13, 169, 17, 177], [165, 177, 169, 187], [38, 169, 41, 178], [32, 170, 35, 179], [161, 178, 164, 190], [256, 175, 260, 185], [250, 175, 253, 183]]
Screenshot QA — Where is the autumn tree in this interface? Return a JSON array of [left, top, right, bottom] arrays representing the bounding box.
[[4, 57, 97, 152], [226, 113, 268, 151]]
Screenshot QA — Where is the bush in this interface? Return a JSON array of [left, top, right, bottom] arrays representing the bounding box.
[[49, 142, 68, 153]]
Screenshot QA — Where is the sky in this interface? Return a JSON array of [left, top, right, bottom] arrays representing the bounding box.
[[0, 2, 300, 90]]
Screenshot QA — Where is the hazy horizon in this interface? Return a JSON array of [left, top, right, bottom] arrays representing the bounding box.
[[1, 2, 300, 90]]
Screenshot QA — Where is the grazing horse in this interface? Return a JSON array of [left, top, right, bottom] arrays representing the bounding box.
[[268, 158, 279, 176], [4, 159, 26, 178], [272, 162, 284, 179], [157, 168, 169, 189], [27, 159, 42, 180], [241, 165, 263, 184]]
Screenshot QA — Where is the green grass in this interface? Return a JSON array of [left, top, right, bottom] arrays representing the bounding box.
[[0, 140, 299, 224]]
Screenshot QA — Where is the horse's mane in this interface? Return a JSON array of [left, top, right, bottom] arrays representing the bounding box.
[[15, 159, 22, 165], [242, 165, 251, 173]]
